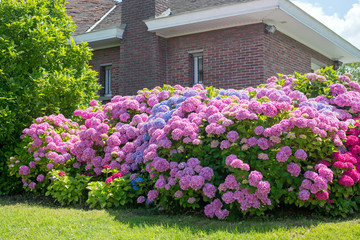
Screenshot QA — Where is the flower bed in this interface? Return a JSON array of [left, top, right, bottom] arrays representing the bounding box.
[[8, 68, 360, 219]]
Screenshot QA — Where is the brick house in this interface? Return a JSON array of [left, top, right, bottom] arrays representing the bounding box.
[[68, 0, 360, 99]]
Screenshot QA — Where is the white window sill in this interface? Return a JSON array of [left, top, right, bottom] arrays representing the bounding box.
[[98, 95, 113, 101]]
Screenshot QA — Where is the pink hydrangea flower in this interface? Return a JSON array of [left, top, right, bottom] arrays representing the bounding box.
[[137, 196, 146, 203], [203, 183, 216, 198], [339, 175, 354, 187], [147, 190, 159, 201], [299, 190, 310, 200], [287, 163, 301, 177], [36, 174, 45, 182], [220, 140, 231, 149], [19, 165, 30, 175], [249, 171, 263, 187], [294, 149, 307, 160], [189, 176, 205, 190], [174, 190, 183, 198], [226, 131, 239, 143]]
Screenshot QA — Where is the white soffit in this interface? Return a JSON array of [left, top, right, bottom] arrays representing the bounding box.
[[145, 0, 278, 37], [72, 27, 124, 50], [144, 0, 360, 63]]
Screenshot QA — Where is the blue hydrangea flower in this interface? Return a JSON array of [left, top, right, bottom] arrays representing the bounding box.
[[143, 134, 151, 142], [168, 96, 179, 105], [135, 177, 144, 183], [163, 110, 175, 121], [176, 96, 187, 104], [184, 90, 199, 98], [219, 89, 226, 96], [153, 118, 166, 129]]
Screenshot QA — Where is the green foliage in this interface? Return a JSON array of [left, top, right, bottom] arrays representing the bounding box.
[[0, 0, 100, 194], [46, 170, 92, 206], [337, 62, 360, 82], [87, 178, 136, 209]]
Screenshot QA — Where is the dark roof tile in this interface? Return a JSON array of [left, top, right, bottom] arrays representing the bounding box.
[[66, 0, 116, 35], [92, 3, 122, 31], [169, 0, 254, 15]]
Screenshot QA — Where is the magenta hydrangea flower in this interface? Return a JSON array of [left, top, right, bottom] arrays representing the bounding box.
[[222, 191, 235, 204], [89, 99, 98, 107], [318, 167, 333, 182], [294, 149, 307, 160], [152, 157, 170, 172], [28, 182, 36, 189], [299, 190, 310, 200], [339, 175, 354, 187], [187, 158, 200, 168], [147, 190, 159, 202], [199, 167, 214, 181], [225, 154, 238, 166], [257, 138, 270, 150], [174, 190, 183, 198], [287, 162, 301, 177], [19, 165, 30, 175], [249, 171, 263, 187], [179, 176, 191, 190], [29, 161, 36, 168], [189, 176, 205, 190], [137, 196, 146, 203], [226, 131, 239, 143], [276, 151, 289, 162], [36, 174, 45, 182], [203, 183, 216, 198], [254, 126, 265, 135], [188, 197, 196, 204], [215, 209, 229, 220], [220, 140, 231, 149], [315, 191, 329, 200], [224, 175, 239, 189], [230, 159, 243, 168], [301, 179, 312, 189]]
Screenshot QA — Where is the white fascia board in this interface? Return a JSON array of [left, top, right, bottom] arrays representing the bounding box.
[[72, 27, 124, 44], [278, 0, 360, 61], [145, 0, 279, 31]]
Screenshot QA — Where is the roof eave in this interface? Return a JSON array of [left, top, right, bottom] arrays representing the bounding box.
[[71, 27, 124, 50], [144, 0, 360, 63]]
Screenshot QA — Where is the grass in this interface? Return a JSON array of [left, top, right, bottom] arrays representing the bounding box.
[[0, 195, 360, 240]]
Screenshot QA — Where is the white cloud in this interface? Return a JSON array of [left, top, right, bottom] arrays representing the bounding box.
[[291, 0, 360, 50]]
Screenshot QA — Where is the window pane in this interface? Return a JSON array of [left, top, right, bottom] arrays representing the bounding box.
[[105, 66, 112, 96], [198, 56, 203, 84], [192, 53, 203, 86]]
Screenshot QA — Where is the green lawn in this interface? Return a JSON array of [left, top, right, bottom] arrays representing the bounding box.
[[0, 196, 359, 240]]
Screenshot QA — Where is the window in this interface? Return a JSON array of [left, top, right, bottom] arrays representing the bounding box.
[[311, 58, 326, 72], [192, 52, 204, 85], [101, 65, 112, 97]]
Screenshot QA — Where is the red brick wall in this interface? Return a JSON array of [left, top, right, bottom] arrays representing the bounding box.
[[119, 0, 168, 95], [264, 30, 334, 78], [166, 23, 334, 90], [89, 46, 121, 96], [166, 23, 266, 89], [88, 22, 335, 96]]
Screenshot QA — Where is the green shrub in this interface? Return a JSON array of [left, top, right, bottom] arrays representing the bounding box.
[[46, 170, 91, 206], [87, 176, 136, 209], [0, 0, 100, 195]]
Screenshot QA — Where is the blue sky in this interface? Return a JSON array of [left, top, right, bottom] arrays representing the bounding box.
[[290, 0, 360, 49], [291, 0, 358, 17]]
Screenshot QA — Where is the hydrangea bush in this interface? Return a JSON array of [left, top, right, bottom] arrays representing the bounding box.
[[9, 67, 360, 219]]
